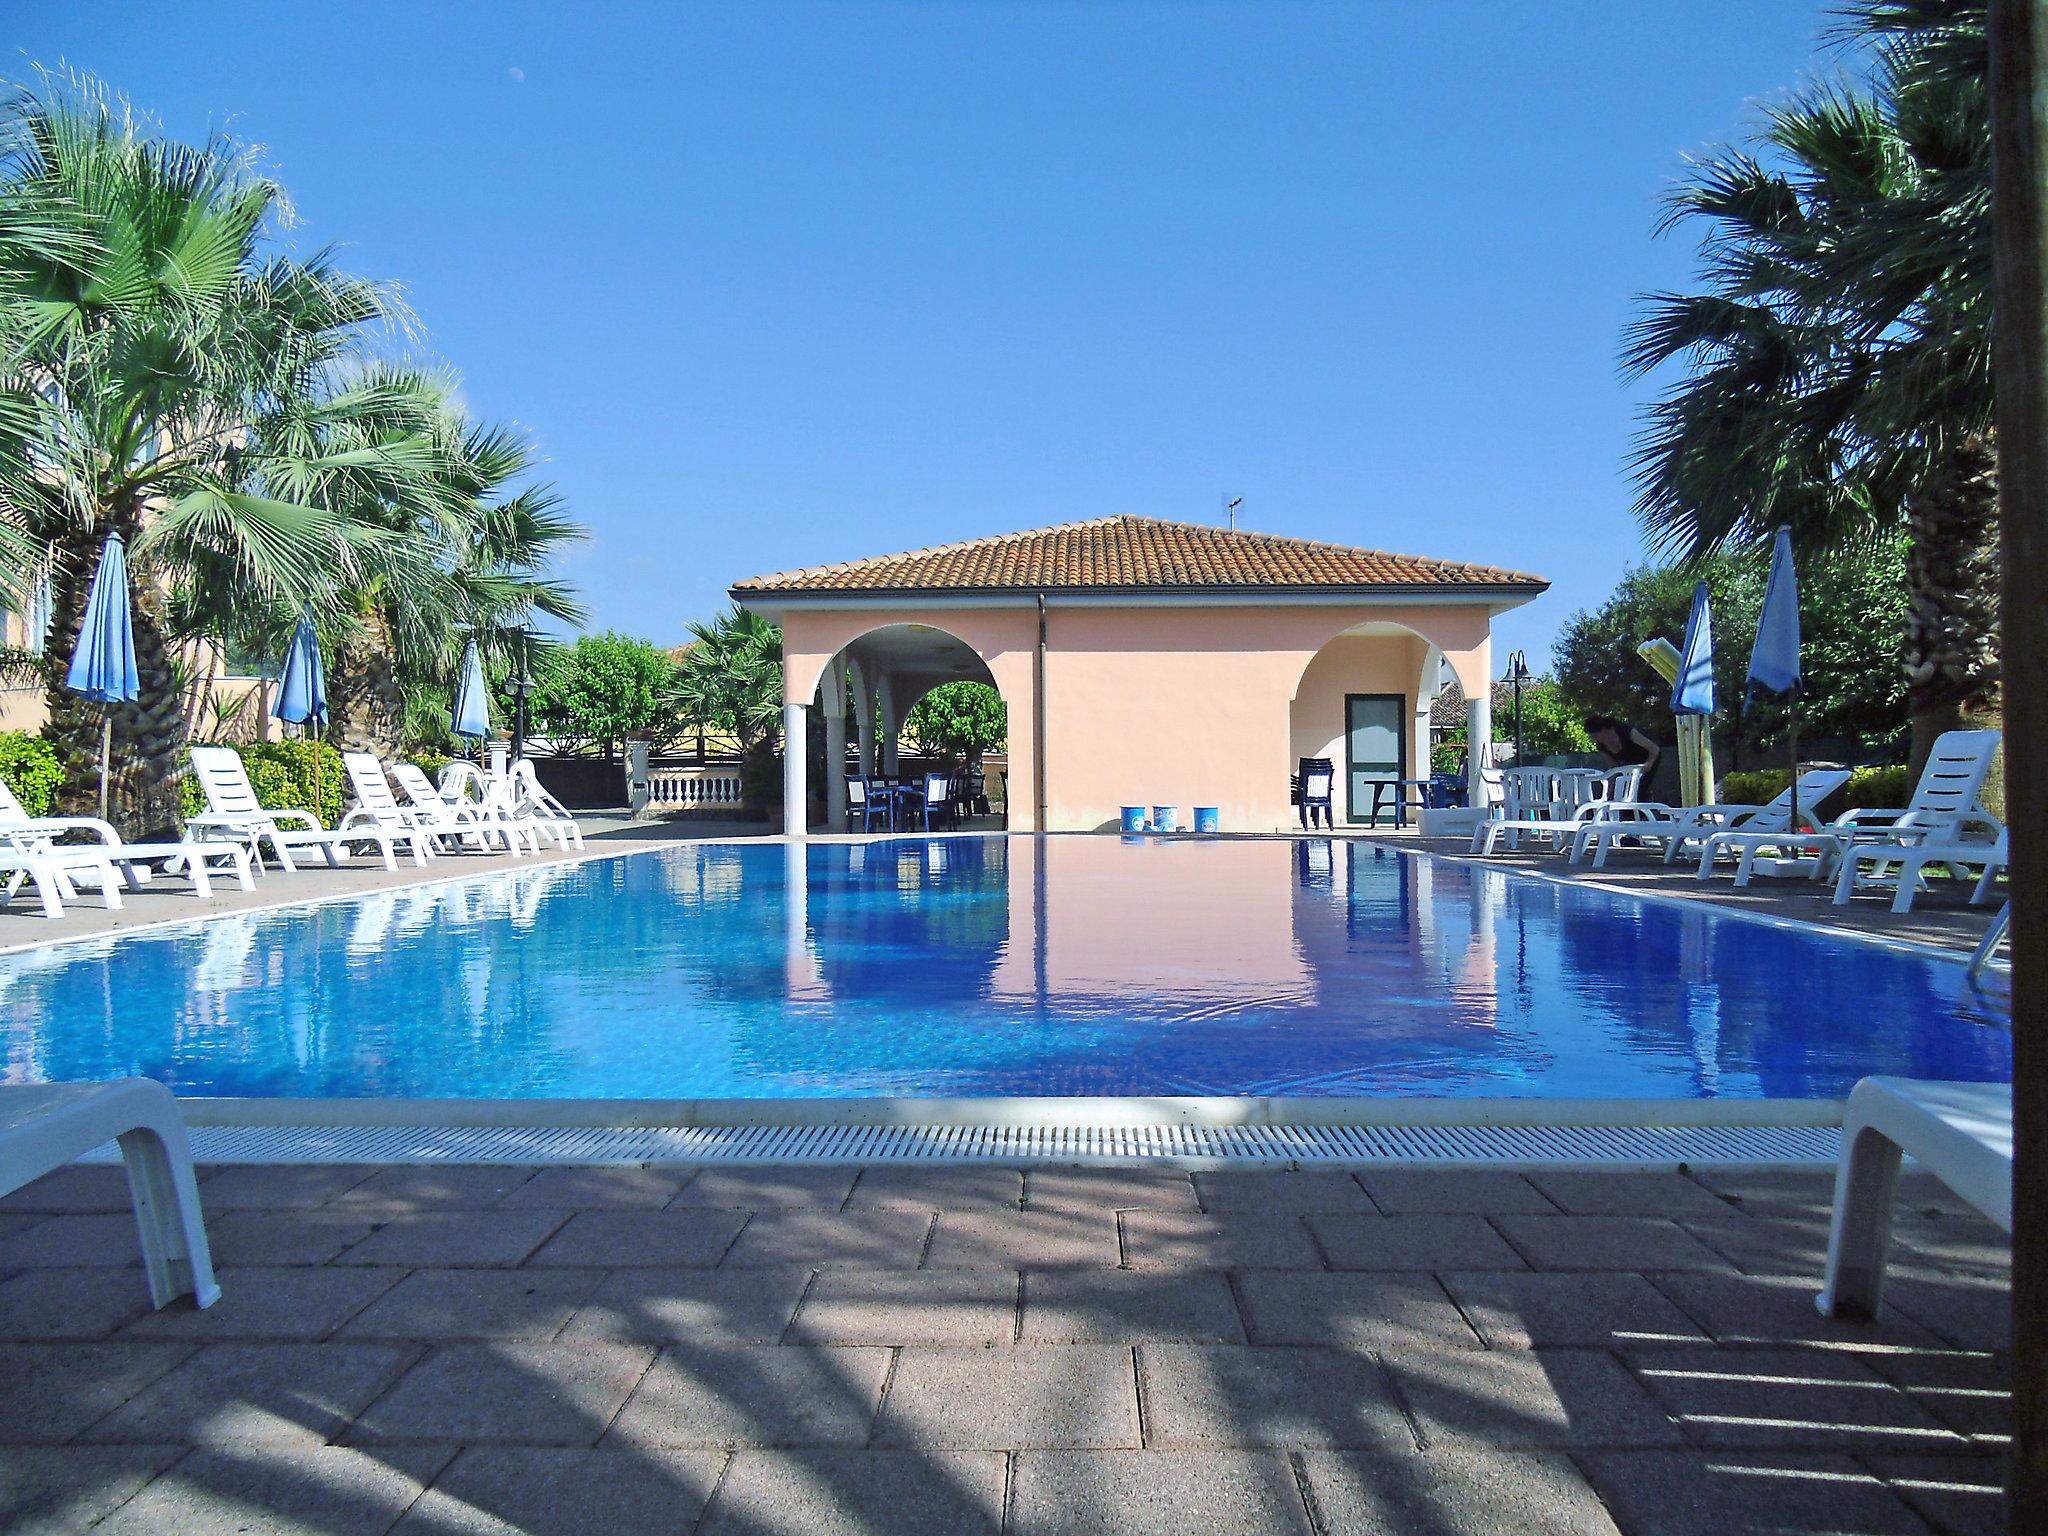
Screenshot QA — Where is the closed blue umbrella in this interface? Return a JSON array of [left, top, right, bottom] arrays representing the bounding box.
[[64, 533, 139, 818], [452, 639, 491, 740], [1748, 527, 1802, 696], [276, 612, 328, 729], [276, 611, 330, 826], [1671, 580, 1716, 716], [1747, 527, 1808, 828]]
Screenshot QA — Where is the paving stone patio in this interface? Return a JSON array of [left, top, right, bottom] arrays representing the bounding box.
[[0, 1162, 2011, 1534]]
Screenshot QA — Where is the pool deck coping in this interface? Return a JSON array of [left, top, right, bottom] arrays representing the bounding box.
[[173, 1092, 1846, 1130]]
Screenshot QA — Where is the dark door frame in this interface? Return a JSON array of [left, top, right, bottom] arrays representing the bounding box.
[[1343, 692, 1408, 825]]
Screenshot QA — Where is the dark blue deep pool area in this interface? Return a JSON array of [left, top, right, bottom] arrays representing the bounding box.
[[0, 836, 2012, 1101]]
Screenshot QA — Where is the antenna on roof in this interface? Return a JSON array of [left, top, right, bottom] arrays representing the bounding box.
[[1224, 495, 1243, 531]]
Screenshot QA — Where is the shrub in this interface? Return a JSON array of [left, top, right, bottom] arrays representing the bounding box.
[[740, 738, 781, 822], [0, 733, 62, 815], [406, 747, 452, 784], [178, 740, 345, 827], [1717, 764, 1912, 818]]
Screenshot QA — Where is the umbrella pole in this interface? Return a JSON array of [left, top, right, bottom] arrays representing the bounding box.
[[1788, 691, 1801, 832], [309, 720, 323, 828], [98, 710, 111, 821]]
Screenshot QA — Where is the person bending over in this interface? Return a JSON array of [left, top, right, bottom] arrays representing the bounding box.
[[1583, 714, 1662, 786]]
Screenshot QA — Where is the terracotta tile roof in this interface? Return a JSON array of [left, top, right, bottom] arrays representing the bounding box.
[[732, 515, 1545, 597]]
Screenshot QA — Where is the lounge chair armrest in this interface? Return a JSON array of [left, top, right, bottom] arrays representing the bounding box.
[[20, 816, 124, 846], [266, 809, 323, 831], [1693, 801, 1766, 821], [185, 813, 267, 833], [1833, 807, 1906, 828]]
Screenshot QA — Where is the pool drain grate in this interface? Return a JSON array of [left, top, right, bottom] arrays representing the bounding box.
[[78, 1119, 1844, 1168]]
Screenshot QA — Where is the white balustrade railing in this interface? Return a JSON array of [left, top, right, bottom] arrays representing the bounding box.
[[645, 766, 746, 811]]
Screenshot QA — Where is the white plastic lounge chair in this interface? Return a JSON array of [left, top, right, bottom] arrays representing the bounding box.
[[389, 763, 527, 854], [508, 759, 585, 850], [185, 744, 424, 873], [1571, 768, 1851, 870], [339, 753, 447, 858], [1817, 1076, 2010, 1319], [1834, 828, 2007, 915], [1968, 900, 2011, 979], [1470, 767, 1641, 856], [0, 777, 253, 900], [0, 845, 116, 918], [1698, 730, 2003, 893], [0, 1079, 220, 1309], [443, 759, 570, 854]]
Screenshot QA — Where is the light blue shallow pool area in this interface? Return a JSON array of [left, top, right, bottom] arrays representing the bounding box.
[[0, 836, 2012, 1101]]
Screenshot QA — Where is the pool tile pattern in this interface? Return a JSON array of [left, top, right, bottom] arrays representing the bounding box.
[[0, 1164, 2010, 1534]]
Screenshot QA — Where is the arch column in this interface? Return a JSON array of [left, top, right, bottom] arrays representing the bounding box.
[[783, 701, 808, 837], [848, 657, 876, 775], [1466, 689, 1492, 806], [821, 658, 848, 826], [877, 675, 901, 774], [1415, 644, 1442, 790]]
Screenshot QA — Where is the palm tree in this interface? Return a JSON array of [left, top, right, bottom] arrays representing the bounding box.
[[669, 608, 782, 751], [319, 392, 584, 756], [0, 75, 429, 830], [1625, 0, 1994, 774]]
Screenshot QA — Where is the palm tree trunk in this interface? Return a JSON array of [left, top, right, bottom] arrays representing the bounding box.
[[1902, 434, 2003, 809], [42, 512, 190, 837], [327, 610, 406, 757]]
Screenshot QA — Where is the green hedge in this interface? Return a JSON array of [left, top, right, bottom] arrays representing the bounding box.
[[179, 740, 346, 828], [0, 733, 62, 816], [1718, 764, 1912, 815]]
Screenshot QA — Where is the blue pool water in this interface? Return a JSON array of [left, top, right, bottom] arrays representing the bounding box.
[[0, 837, 2011, 1100]]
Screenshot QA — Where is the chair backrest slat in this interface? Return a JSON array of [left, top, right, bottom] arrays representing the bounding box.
[[923, 772, 948, 801], [1906, 730, 2001, 821], [343, 753, 402, 816], [847, 777, 867, 807], [391, 763, 444, 808], [190, 745, 267, 818], [0, 777, 26, 826]]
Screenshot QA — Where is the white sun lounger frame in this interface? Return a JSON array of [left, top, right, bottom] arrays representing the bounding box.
[[0, 1079, 220, 1309]]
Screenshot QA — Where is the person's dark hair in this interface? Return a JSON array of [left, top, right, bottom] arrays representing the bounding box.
[[1582, 714, 1618, 734]]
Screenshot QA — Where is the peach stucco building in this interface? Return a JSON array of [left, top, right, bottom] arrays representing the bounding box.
[[732, 515, 1546, 835]]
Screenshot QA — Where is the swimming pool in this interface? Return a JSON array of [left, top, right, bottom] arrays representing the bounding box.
[[0, 836, 2011, 1101]]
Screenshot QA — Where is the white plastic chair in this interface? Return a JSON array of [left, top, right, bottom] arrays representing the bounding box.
[[339, 753, 442, 859], [390, 763, 526, 854], [0, 1079, 220, 1309], [508, 760, 585, 850], [186, 745, 422, 872], [1472, 767, 1641, 857], [1818, 1077, 2010, 1319], [1837, 829, 2007, 915], [1698, 731, 2003, 898], [0, 778, 251, 901], [1573, 769, 1851, 870]]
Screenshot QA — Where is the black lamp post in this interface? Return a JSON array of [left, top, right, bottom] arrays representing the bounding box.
[[1505, 650, 1532, 768], [506, 673, 534, 763]]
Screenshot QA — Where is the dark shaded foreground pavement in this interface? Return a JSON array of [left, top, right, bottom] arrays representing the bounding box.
[[0, 1162, 2010, 1534]]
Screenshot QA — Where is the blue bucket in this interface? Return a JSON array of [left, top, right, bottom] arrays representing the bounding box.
[[1121, 805, 1147, 832], [1152, 805, 1178, 832], [1194, 806, 1220, 833]]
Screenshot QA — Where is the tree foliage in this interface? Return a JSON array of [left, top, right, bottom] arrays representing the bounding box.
[[0, 72, 583, 827], [668, 608, 783, 751], [903, 681, 1006, 764], [529, 632, 679, 759], [1551, 539, 1909, 757], [1624, 0, 1995, 765]]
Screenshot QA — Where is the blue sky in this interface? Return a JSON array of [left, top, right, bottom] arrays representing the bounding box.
[[14, 2, 1843, 667]]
